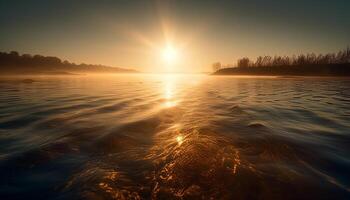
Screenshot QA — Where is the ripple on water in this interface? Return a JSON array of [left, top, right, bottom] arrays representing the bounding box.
[[0, 75, 350, 199]]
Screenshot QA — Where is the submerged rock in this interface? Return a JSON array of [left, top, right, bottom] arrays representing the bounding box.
[[247, 122, 267, 128], [21, 79, 35, 83]]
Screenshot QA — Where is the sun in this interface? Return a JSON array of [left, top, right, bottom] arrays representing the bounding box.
[[162, 46, 178, 64]]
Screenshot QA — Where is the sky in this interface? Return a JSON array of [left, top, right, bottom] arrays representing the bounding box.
[[0, 0, 349, 72]]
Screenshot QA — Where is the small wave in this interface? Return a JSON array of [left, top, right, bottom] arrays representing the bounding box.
[[247, 122, 267, 129]]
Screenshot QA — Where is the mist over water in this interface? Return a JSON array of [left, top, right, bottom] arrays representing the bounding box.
[[0, 74, 350, 199]]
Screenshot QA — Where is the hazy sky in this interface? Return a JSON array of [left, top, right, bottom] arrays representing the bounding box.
[[1, 0, 349, 72]]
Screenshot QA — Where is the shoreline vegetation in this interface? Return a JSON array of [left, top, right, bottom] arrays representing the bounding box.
[[212, 48, 350, 76], [0, 51, 137, 75]]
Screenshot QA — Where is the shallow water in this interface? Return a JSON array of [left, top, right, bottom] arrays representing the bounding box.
[[0, 74, 350, 199]]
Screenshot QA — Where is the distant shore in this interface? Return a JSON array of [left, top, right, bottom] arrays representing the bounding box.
[[0, 71, 139, 76], [212, 47, 350, 77], [0, 51, 138, 75], [212, 63, 350, 77]]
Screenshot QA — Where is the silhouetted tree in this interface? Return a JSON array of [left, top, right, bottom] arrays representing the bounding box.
[[214, 47, 350, 76], [212, 62, 222, 72], [237, 57, 251, 68], [0, 51, 135, 74], [255, 56, 263, 67], [10, 51, 19, 57]]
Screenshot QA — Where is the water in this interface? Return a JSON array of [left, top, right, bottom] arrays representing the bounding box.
[[0, 74, 349, 199]]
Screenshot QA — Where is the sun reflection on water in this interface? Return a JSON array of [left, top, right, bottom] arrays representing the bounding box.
[[176, 135, 184, 145], [164, 82, 173, 100], [162, 74, 179, 108], [164, 101, 177, 108]]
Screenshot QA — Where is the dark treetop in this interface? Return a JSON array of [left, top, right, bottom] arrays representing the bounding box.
[[213, 48, 350, 76], [0, 51, 137, 75]]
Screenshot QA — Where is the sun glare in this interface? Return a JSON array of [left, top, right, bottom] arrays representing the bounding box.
[[162, 46, 178, 64], [176, 135, 184, 145]]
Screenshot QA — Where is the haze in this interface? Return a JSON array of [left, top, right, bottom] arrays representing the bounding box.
[[0, 0, 349, 73]]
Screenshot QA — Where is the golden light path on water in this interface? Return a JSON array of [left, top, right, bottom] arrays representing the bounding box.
[[162, 74, 178, 108], [136, 74, 244, 199], [45, 75, 350, 199], [4, 74, 349, 199], [176, 135, 184, 145]]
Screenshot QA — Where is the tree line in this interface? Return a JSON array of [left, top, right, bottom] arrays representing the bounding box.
[[213, 47, 350, 71], [0, 51, 135, 74]]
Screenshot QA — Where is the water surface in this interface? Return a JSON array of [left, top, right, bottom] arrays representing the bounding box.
[[0, 74, 350, 199]]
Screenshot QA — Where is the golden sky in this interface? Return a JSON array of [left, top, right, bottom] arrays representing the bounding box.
[[0, 1, 349, 73]]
